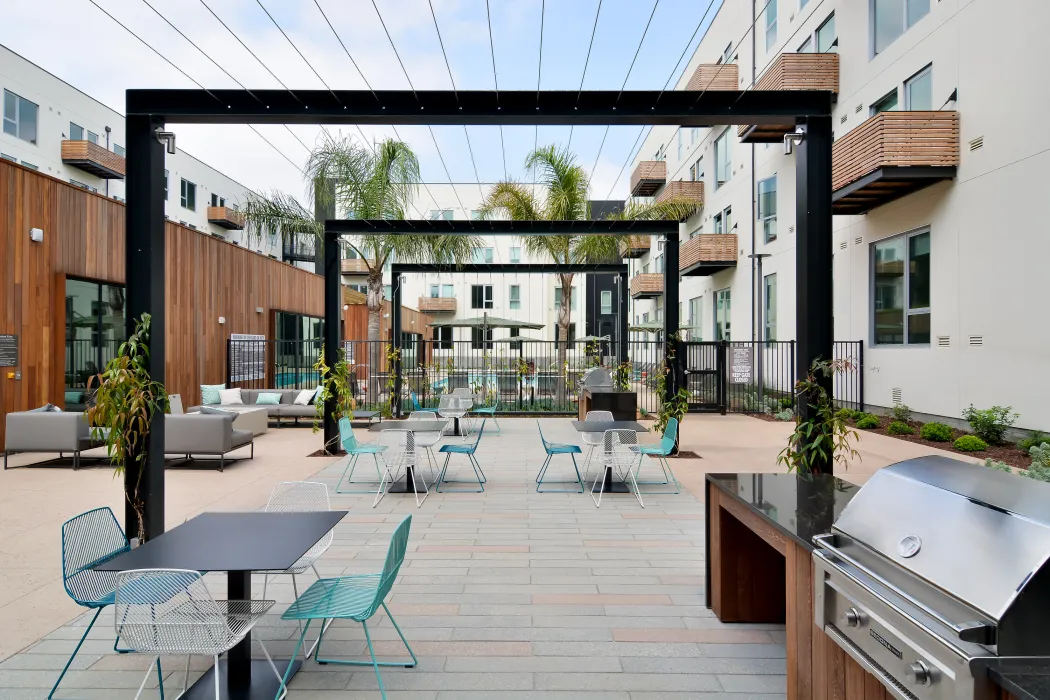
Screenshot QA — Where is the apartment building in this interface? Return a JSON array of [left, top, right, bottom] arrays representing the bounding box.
[[0, 44, 279, 255], [625, 0, 1050, 428]]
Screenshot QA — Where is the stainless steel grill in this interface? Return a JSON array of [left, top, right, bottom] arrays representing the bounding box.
[[814, 455, 1050, 700], [579, 367, 613, 390]]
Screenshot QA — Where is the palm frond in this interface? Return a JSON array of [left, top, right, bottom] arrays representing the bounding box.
[[240, 190, 322, 247]]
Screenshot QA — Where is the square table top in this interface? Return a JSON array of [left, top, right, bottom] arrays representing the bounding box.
[[570, 420, 649, 433], [369, 420, 450, 432], [96, 511, 346, 573]]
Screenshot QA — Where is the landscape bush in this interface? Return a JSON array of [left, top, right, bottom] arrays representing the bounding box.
[[1023, 443, 1050, 482], [984, 458, 1011, 473], [855, 414, 880, 429], [954, 435, 988, 452], [961, 404, 1018, 445], [835, 408, 860, 420], [891, 404, 913, 423], [920, 422, 953, 442], [887, 420, 914, 435], [1018, 431, 1050, 452], [774, 409, 794, 422]]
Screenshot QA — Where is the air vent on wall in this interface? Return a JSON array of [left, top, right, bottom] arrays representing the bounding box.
[[969, 335, 984, 346], [969, 136, 984, 151], [892, 388, 903, 405], [854, 236, 863, 245], [937, 336, 950, 347], [788, 225, 795, 234], [855, 104, 863, 113], [840, 115, 848, 124], [839, 241, 847, 250]]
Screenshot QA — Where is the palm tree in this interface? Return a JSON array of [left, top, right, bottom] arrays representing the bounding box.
[[480, 145, 699, 403]]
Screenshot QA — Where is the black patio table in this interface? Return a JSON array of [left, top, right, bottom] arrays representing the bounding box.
[[368, 420, 451, 493], [97, 510, 347, 699], [570, 420, 649, 493]]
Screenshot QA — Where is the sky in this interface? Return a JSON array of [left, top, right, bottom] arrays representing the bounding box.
[[2, 0, 723, 204]]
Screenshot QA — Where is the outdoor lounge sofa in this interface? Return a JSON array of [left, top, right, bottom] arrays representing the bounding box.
[[164, 413, 254, 471], [3, 410, 105, 470], [190, 389, 380, 427]]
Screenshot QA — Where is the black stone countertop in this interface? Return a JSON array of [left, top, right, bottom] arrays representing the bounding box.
[[988, 661, 1050, 700], [706, 472, 862, 551], [580, 386, 630, 394]]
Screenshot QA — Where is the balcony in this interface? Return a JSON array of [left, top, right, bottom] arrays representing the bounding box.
[[60, 140, 125, 179], [685, 63, 739, 91], [630, 161, 666, 197], [656, 180, 704, 207], [206, 206, 244, 230], [282, 237, 317, 264], [341, 257, 368, 275], [738, 53, 839, 143], [832, 111, 959, 215], [630, 273, 664, 299], [418, 297, 457, 314], [680, 234, 737, 276], [619, 234, 651, 259]]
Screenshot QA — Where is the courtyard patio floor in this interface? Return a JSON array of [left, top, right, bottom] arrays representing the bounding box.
[[0, 415, 978, 698]]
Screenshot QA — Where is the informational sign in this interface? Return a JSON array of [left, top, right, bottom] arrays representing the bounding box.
[[229, 333, 265, 382], [0, 334, 17, 367], [730, 345, 753, 385]]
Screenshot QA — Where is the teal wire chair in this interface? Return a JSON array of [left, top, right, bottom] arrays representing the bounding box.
[[410, 391, 439, 414], [472, 399, 501, 433], [51, 507, 145, 700], [629, 417, 681, 493], [279, 515, 415, 700], [436, 419, 487, 492], [535, 421, 584, 492], [335, 416, 389, 494]]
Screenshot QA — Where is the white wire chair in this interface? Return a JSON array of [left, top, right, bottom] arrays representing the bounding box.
[[590, 429, 644, 508], [407, 411, 448, 484], [375, 429, 428, 507], [580, 411, 614, 482], [114, 568, 280, 700], [438, 394, 469, 439]]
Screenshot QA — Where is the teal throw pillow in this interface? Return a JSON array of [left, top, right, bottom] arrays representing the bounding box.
[[200, 384, 225, 405], [256, 392, 282, 406]]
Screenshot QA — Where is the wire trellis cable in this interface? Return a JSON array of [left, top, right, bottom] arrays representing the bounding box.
[[567, 0, 603, 152], [485, 0, 508, 181]]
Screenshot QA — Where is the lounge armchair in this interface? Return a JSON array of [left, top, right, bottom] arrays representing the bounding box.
[[3, 410, 105, 470], [164, 413, 253, 471]]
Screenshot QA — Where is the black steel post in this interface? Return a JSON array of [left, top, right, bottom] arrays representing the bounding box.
[[618, 272, 629, 365], [124, 114, 166, 541], [392, 274, 403, 418], [323, 230, 340, 452], [795, 116, 835, 473], [663, 231, 682, 402]]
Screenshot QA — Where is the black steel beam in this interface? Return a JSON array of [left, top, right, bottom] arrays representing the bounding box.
[[323, 230, 341, 451], [127, 89, 833, 126], [663, 230, 682, 402], [328, 219, 681, 236], [392, 273, 403, 419], [124, 114, 166, 540], [392, 263, 628, 275]]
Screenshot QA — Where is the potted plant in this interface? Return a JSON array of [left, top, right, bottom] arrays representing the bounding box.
[[85, 313, 169, 543], [777, 358, 860, 475], [312, 345, 357, 454]]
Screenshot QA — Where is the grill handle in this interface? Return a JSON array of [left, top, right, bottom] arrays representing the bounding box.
[[813, 533, 997, 647]]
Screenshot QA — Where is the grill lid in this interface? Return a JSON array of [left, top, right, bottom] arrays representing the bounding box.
[[832, 455, 1050, 622], [580, 367, 613, 387]]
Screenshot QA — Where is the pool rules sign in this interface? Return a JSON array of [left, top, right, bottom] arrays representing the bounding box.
[[730, 345, 753, 385], [229, 334, 265, 382]]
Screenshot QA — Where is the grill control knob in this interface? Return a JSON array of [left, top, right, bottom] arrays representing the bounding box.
[[906, 660, 932, 686], [844, 607, 864, 627]]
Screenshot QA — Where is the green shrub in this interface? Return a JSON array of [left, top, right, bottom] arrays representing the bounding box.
[[961, 404, 1018, 445], [834, 408, 854, 420], [887, 420, 914, 435], [774, 409, 794, 422], [1018, 431, 1050, 452], [984, 458, 1012, 473], [1022, 444, 1050, 482], [891, 404, 913, 423], [779, 396, 795, 411], [855, 414, 880, 429], [954, 435, 988, 452], [920, 422, 953, 442]]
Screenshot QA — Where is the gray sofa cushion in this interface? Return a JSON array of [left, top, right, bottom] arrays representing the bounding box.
[[5, 411, 93, 452], [165, 414, 237, 455], [230, 428, 254, 450], [278, 405, 317, 419]]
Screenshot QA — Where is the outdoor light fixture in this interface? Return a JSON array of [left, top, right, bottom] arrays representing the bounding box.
[[154, 128, 176, 154], [342, 304, 349, 311], [29, 227, 43, 243], [255, 307, 263, 314], [218, 316, 226, 325], [783, 126, 805, 155]]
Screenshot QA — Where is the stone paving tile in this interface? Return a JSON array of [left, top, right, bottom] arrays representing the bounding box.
[[0, 418, 788, 699]]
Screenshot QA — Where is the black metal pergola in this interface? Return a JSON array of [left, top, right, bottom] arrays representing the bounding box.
[[124, 87, 834, 539]]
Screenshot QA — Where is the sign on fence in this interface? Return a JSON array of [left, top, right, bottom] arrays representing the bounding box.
[[729, 345, 753, 385], [229, 334, 265, 382]]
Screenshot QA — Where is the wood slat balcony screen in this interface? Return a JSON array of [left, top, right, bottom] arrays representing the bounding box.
[[630, 160, 667, 197], [686, 63, 739, 91], [60, 140, 126, 179], [619, 234, 651, 259], [680, 234, 738, 276], [206, 206, 245, 230], [630, 273, 664, 299], [341, 257, 369, 274], [418, 296, 457, 314], [832, 111, 960, 214], [656, 180, 704, 207], [738, 53, 839, 142]]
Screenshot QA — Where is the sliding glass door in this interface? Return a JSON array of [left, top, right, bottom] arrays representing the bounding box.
[[65, 278, 125, 404]]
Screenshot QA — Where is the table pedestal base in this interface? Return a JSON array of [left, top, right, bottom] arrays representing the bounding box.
[[385, 466, 428, 493], [181, 658, 301, 700], [599, 466, 631, 493]]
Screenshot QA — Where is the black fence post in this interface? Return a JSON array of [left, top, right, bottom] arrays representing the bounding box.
[[392, 274, 403, 419], [718, 341, 727, 416], [225, 338, 232, 387], [857, 341, 865, 412], [323, 230, 341, 452]]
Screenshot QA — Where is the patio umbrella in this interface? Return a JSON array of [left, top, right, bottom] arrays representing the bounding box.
[[576, 335, 610, 342], [427, 314, 545, 330], [628, 322, 701, 333]]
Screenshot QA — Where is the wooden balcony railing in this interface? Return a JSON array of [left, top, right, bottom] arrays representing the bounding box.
[[60, 140, 125, 179], [738, 53, 839, 142], [206, 206, 245, 230], [680, 234, 738, 276], [619, 235, 651, 259], [630, 273, 664, 299], [656, 180, 704, 207], [832, 111, 959, 214], [418, 297, 457, 314], [686, 63, 739, 91], [630, 160, 666, 197], [341, 258, 369, 274]]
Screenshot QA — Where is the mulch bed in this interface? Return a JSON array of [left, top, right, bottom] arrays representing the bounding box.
[[670, 450, 701, 459], [307, 449, 344, 458]]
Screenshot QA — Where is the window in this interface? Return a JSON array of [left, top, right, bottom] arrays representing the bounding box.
[[509, 285, 521, 310], [442, 210, 454, 220], [688, 296, 702, 341], [870, 89, 899, 116], [69, 122, 84, 140], [872, 229, 930, 345], [3, 90, 38, 144], [801, 0, 809, 7], [677, 129, 683, 161], [873, 0, 929, 56], [816, 14, 837, 52], [429, 209, 453, 220], [723, 206, 733, 232], [758, 175, 777, 243], [429, 284, 440, 298], [904, 65, 932, 110], [87, 131, 99, 145], [553, 287, 577, 311], [642, 263, 650, 274], [714, 129, 731, 188], [113, 144, 125, 157], [765, 0, 778, 52], [163, 170, 169, 200], [470, 209, 482, 220], [798, 36, 812, 53], [472, 247, 494, 264], [691, 156, 703, 182], [655, 255, 664, 273], [553, 323, 576, 345], [471, 284, 493, 309], [180, 178, 196, 210], [210, 193, 225, 207], [443, 284, 453, 297], [471, 327, 494, 349], [764, 274, 778, 341], [691, 127, 699, 144], [435, 326, 453, 349], [70, 179, 97, 193], [509, 327, 522, 348], [713, 212, 723, 233], [509, 246, 521, 264], [600, 290, 612, 315], [64, 278, 126, 397], [715, 288, 731, 341], [722, 42, 733, 63], [383, 284, 392, 301]]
